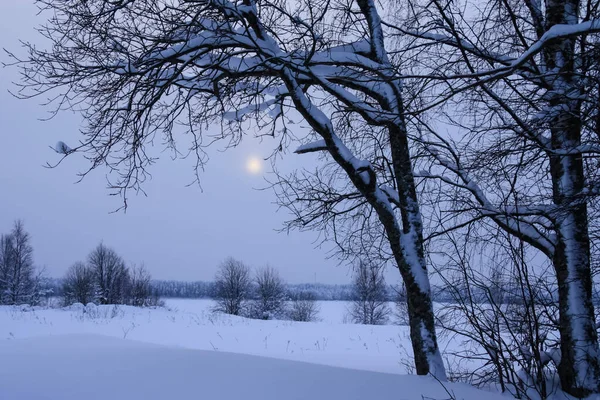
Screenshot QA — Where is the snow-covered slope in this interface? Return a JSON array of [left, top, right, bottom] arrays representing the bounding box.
[[0, 302, 418, 374], [0, 334, 505, 400]]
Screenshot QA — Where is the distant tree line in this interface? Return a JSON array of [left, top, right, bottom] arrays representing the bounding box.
[[209, 257, 408, 326], [1, 219, 553, 309], [151, 278, 391, 301], [149, 277, 562, 305], [149, 279, 360, 301], [0, 220, 162, 308], [62, 243, 161, 307], [211, 257, 319, 322], [151, 280, 215, 299], [49, 275, 564, 306]]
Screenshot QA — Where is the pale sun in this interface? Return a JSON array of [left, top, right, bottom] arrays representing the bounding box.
[[245, 156, 263, 175]]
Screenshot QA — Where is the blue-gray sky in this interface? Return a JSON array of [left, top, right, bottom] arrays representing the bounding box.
[[0, 1, 404, 284]]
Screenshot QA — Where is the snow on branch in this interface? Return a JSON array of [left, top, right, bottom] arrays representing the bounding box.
[[54, 141, 72, 155], [380, 185, 400, 205], [419, 151, 557, 256], [223, 98, 279, 121], [510, 20, 600, 66], [475, 20, 600, 79], [406, 19, 600, 83], [327, 40, 371, 56], [295, 140, 328, 154]]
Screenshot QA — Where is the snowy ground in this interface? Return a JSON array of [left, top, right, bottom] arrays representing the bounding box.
[[0, 299, 505, 400], [0, 334, 508, 400], [0, 300, 417, 374], [166, 298, 366, 324]]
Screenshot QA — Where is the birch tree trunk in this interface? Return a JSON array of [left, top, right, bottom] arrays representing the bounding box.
[[546, 0, 600, 393]]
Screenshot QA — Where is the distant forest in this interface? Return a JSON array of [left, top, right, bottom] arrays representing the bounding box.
[[42, 278, 364, 301], [39, 278, 560, 304]]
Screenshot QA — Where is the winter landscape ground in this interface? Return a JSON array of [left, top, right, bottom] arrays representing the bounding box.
[[0, 299, 510, 400], [4, 0, 600, 397]]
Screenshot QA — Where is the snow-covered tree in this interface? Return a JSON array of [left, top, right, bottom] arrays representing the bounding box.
[[397, 0, 600, 393], [213, 258, 251, 316], [15, 0, 446, 378]]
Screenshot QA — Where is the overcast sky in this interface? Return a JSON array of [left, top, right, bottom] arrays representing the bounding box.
[[0, 1, 405, 285]]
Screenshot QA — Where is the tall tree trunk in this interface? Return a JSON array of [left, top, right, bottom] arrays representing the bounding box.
[[552, 210, 600, 395], [355, 0, 446, 378], [549, 130, 600, 394], [545, 0, 600, 392], [378, 202, 446, 379], [282, 62, 446, 380], [389, 124, 446, 379]]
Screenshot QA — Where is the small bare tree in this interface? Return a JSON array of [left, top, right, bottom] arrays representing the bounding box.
[[62, 261, 96, 305], [348, 261, 390, 325], [249, 266, 287, 320], [435, 227, 562, 399], [0, 221, 37, 305], [394, 284, 409, 326], [213, 258, 251, 316], [0, 234, 14, 304], [127, 264, 153, 307], [88, 243, 129, 305], [288, 291, 320, 322]]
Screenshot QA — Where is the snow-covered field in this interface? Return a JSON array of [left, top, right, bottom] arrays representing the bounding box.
[[0, 299, 502, 400], [0, 299, 416, 374], [167, 298, 363, 324]]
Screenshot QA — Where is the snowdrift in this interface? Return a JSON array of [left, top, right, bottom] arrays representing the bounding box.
[[0, 334, 506, 400]]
